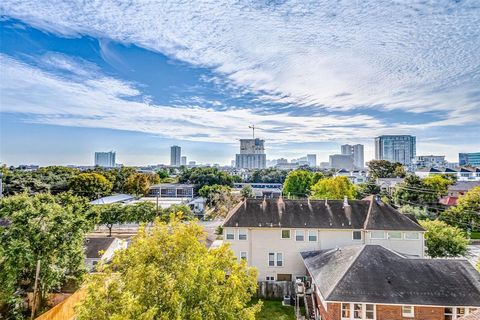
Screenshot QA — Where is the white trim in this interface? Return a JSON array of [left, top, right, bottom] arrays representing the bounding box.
[[404, 232, 420, 240], [240, 251, 247, 261], [267, 251, 284, 267], [238, 228, 247, 240], [225, 228, 235, 240], [387, 231, 402, 240], [402, 305, 414, 318], [295, 229, 305, 241], [352, 230, 362, 241], [308, 229, 318, 242], [370, 231, 385, 239]]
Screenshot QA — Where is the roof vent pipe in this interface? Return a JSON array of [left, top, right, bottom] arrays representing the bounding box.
[[343, 196, 350, 207]]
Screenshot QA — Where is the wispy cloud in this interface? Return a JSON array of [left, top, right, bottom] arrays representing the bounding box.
[[1, 0, 479, 117]]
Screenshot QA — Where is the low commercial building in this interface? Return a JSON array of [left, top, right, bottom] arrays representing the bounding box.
[[233, 183, 283, 198], [148, 183, 194, 199]]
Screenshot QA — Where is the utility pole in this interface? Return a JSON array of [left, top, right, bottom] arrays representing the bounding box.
[[31, 259, 41, 320]]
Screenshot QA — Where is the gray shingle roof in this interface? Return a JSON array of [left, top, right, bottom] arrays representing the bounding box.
[[449, 181, 480, 192], [301, 245, 480, 306], [223, 197, 423, 231], [85, 237, 115, 258]]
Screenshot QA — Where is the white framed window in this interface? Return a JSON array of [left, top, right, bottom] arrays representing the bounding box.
[[387, 231, 402, 240], [276, 253, 283, 266], [404, 232, 420, 240], [268, 252, 283, 267], [365, 304, 374, 320], [444, 307, 453, 320], [238, 228, 247, 240], [402, 306, 414, 317], [352, 230, 362, 240], [295, 230, 305, 241], [308, 230, 317, 242], [225, 229, 235, 240], [240, 251, 247, 261], [266, 276, 275, 281], [456, 308, 466, 318], [281, 229, 291, 239], [341, 303, 351, 319], [370, 231, 385, 239], [353, 304, 363, 320]]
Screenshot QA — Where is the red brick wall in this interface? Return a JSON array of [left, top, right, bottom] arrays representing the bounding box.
[[324, 303, 444, 320]]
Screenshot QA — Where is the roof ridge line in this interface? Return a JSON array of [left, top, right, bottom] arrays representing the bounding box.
[[325, 245, 366, 299], [222, 198, 246, 227], [363, 196, 374, 229]]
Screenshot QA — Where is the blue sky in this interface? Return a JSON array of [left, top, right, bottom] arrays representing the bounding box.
[[1, 1, 479, 166]]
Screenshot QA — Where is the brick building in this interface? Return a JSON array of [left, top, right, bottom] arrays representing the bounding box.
[[301, 245, 480, 320]]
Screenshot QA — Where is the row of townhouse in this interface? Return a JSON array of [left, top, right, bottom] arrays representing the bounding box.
[[222, 196, 480, 320]]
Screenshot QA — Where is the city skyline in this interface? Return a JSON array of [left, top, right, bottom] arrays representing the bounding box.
[[1, 2, 480, 166]]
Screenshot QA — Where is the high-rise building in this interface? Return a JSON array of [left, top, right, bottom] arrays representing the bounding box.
[[374, 135, 416, 165], [235, 138, 266, 169], [459, 152, 480, 166], [341, 144, 364, 168], [170, 145, 181, 166], [181, 156, 187, 166], [329, 154, 354, 169], [307, 154, 317, 167], [94, 151, 116, 167]]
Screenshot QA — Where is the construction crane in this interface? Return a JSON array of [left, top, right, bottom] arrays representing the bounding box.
[[248, 125, 262, 139]]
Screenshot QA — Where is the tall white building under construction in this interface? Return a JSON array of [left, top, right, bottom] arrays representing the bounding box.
[[235, 138, 266, 169]]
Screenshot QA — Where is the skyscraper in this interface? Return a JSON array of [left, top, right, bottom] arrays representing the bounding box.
[[94, 151, 116, 167], [341, 144, 364, 168], [329, 154, 354, 169], [181, 156, 187, 166], [235, 138, 266, 169], [170, 145, 181, 166], [307, 154, 317, 167], [459, 152, 480, 166], [375, 135, 416, 165]]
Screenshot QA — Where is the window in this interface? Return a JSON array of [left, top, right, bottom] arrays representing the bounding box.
[[456, 308, 465, 318], [268, 253, 275, 266], [276, 253, 283, 266], [295, 230, 305, 241], [226, 229, 234, 240], [388, 231, 402, 240], [341, 303, 351, 319], [402, 306, 414, 317], [404, 232, 420, 240], [266, 276, 275, 281], [353, 230, 362, 240], [308, 230, 317, 242], [281, 229, 291, 239], [370, 231, 385, 239], [238, 229, 247, 240], [353, 304, 363, 319], [240, 251, 247, 261], [268, 252, 283, 267], [365, 304, 374, 320], [444, 308, 453, 320]]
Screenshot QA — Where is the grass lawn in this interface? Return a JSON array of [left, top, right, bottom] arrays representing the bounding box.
[[253, 298, 296, 320], [471, 231, 480, 239]]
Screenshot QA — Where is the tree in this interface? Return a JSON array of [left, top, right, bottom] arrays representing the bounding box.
[[398, 204, 432, 220], [69, 173, 113, 200], [163, 204, 193, 220], [419, 220, 468, 258], [248, 168, 289, 183], [283, 170, 314, 199], [76, 218, 261, 320], [94, 204, 128, 237], [355, 178, 381, 198], [0, 193, 93, 317], [199, 185, 239, 218], [310, 176, 357, 200], [125, 201, 158, 223], [179, 167, 235, 190], [367, 160, 406, 179], [124, 173, 158, 196], [393, 174, 453, 209], [440, 186, 480, 231], [240, 185, 255, 199]]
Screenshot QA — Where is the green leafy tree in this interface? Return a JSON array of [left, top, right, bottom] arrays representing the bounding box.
[[76, 218, 261, 320], [440, 186, 480, 231], [69, 173, 113, 200], [310, 176, 357, 200], [163, 204, 193, 220], [125, 201, 158, 223], [124, 173, 159, 196], [356, 178, 381, 198], [0, 193, 93, 317], [179, 167, 235, 190], [283, 170, 314, 199], [367, 160, 406, 179], [94, 204, 128, 237], [419, 220, 468, 258], [199, 185, 238, 218], [248, 168, 289, 183], [240, 185, 255, 199], [157, 169, 170, 180], [393, 174, 453, 209]]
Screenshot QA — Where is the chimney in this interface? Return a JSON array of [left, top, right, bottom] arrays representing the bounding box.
[[343, 196, 350, 207]]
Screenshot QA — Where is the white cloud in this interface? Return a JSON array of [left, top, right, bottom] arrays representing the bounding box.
[[2, 0, 479, 116]]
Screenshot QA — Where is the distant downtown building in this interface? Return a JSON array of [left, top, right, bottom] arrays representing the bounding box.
[[235, 138, 266, 169], [375, 135, 416, 165], [341, 144, 364, 168], [412, 155, 447, 168], [459, 152, 480, 167], [181, 156, 187, 166], [329, 154, 354, 170], [307, 154, 317, 167], [94, 151, 116, 167], [170, 145, 181, 166]]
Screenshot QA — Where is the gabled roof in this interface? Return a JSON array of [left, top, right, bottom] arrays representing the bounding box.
[[85, 237, 115, 259], [449, 181, 480, 192], [223, 198, 423, 231], [460, 168, 473, 172], [90, 194, 134, 205], [301, 245, 480, 306], [444, 168, 457, 173]]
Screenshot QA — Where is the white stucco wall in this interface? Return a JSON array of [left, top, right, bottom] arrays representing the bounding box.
[[224, 227, 424, 280]]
